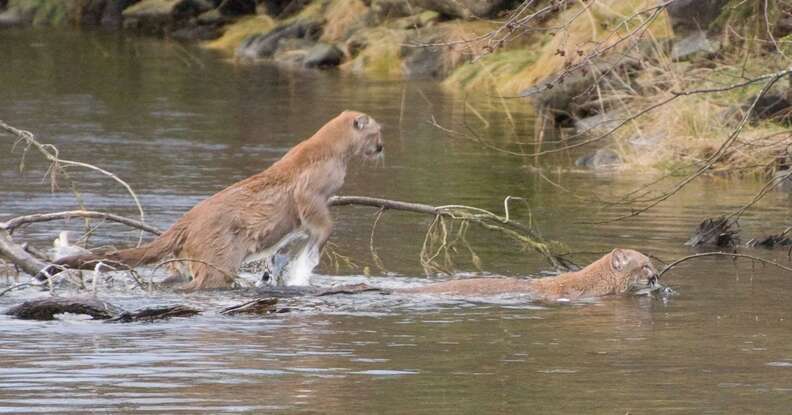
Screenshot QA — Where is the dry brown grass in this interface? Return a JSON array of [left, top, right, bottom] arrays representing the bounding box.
[[321, 0, 368, 43], [496, 0, 672, 95]]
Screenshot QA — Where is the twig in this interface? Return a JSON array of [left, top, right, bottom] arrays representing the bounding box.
[[0, 120, 148, 245], [1, 210, 162, 235], [658, 252, 792, 279]]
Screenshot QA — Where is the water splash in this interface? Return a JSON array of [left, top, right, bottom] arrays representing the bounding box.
[[284, 244, 319, 286]]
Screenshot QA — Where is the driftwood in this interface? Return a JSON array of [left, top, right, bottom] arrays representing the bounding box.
[[220, 298, 279, 315], [0, 229, 48, 277], [6, 297, 123, 320], [315, 283, 386, 296], [4, 296, 283, 322], [109, 305, 200, 323]]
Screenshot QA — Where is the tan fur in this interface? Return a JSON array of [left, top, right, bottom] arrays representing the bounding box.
[[52, 111, 384, 290], [401, 249, 658, 300]]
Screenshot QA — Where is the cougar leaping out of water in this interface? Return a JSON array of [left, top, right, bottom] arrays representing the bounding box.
[[39, 111, 384, 290]]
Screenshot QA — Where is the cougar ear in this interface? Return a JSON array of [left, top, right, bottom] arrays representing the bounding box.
[[353, 114, 369, 130], [610, 248, 628, 272]]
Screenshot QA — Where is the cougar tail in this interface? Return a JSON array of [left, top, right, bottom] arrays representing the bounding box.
[[35, 229, 180, 281]]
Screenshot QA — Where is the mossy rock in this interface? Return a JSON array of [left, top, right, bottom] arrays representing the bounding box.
[[7, 0, 69, 26], [203, 15, 276, 52], [444, 49, 536, 91]]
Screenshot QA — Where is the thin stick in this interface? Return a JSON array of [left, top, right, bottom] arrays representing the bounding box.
[[0, 120, 148, 245], [658, 252, 792, 279], [1, 210, 162, 235]]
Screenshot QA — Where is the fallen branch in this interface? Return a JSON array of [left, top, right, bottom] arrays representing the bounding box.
[[0, 229, 48, 277], [0, 120, 147, 245], [0, 196, 565, 281], [658, 252, 792, 279], [1, 210, 162, 235], [330, 195, 565, 269]]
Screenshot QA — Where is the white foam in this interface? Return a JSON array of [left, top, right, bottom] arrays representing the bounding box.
[[284, 245, 319, 286]]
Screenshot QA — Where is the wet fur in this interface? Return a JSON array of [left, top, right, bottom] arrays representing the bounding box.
[[402, 249, 658, 300], [48, 111, 383, 290]]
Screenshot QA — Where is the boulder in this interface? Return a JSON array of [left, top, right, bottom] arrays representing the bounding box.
[[236, 20, 322, 59], [628, 131, 666, 150], [272, 37, 314, 66], [671, 30, 720, 60], [666, 0, 729, 35], [368, 0, 419, 24], [745, 92, 792, 122], [0, 6, 30, 27], [390, 9, 439, 30], [122, 0, 212, 34], [412, 0, 507, 19], [303, 42, 343, 68], [216, 0, 254, 16], [774, 169, 792, 193], [258, 0, 308, 18], [101, 0, 139, 28], [171, 23, 220, 40], [573, 111, 623, 135], [521, 54, 640, 120], [575, 148, 622, 170]]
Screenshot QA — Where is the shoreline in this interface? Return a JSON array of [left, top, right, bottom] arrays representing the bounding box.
[[2, 0, 791, 182]]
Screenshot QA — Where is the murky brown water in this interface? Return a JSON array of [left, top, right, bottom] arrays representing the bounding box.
[[2, 28, 792, 414]]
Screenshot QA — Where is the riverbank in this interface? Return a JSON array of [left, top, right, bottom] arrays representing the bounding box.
[[2, 0, 791, 179]]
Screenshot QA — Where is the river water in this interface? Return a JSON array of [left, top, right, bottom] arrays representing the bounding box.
[[1, 28, 792, 414]]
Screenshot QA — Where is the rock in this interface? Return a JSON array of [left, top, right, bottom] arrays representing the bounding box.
[[574, 148, 622, 170], [666, 0, 729, 35], [775, 16, 792, 38], [401, 26, 459, 79], [628, 131, 666, 150], [671, 30, 720, 60], [272, 37, 314, 66], [521, 54, 640, 118], [216, 0, 254, 16], [236, 20, 321, 59], [0, 7, 30, 27], [412, 0, 507, 19], [774, 169, 792, 193], [390, 9, 438, 30], [573, 111, 622, 135], [303, 42, 343, 68], [100, 0, 139, 28], [170, 23, 220, 41], [122, 0, 212, 34], [745, 93, 792, 122], [196, 8, 228, 25], [368, 0, 418, 24], [258, 0, 308, 18], [71, 0, 109, 26]]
